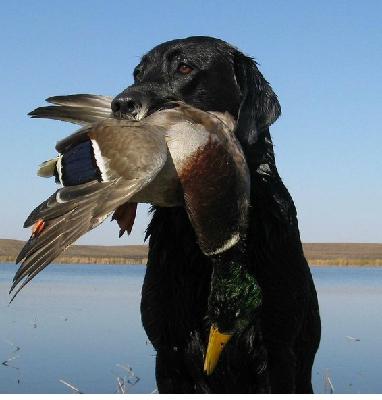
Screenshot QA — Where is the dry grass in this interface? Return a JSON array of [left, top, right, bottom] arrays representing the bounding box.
[[1, 239, 381, 266], [303, 243, 382, 266], [0, 239, 148, 265]]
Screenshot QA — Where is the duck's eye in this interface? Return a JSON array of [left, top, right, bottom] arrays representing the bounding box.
[[177, 63, 193, 75]]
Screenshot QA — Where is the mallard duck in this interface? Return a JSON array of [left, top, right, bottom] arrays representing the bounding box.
[[12, 94, 264, 376], [11, 95, 251, 307]]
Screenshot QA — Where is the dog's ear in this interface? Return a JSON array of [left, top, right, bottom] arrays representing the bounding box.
[[234, 52, 281, 147]]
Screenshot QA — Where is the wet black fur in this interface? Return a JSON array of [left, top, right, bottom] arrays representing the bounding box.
[[114, 36, 321, 393]]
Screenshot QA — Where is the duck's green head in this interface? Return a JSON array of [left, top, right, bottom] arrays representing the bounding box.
[[204, 259, 262, 375]]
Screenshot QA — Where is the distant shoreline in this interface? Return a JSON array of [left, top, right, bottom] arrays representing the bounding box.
[[1, 259, 382, 267], [1, 239, 381, 267]]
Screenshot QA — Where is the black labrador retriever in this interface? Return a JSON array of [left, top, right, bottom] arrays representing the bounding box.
[[112, 36, 321, 394]]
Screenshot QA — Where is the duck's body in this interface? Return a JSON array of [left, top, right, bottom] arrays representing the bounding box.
[[12, 96, 250, 304]]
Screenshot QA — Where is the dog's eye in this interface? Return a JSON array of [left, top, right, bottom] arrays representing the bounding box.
[[177, 63, 193, 75]]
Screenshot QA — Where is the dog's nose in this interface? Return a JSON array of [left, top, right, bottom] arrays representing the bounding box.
[[111, 92, 143, 118]]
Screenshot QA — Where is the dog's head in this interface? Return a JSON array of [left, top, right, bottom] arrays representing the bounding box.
[[112, 36, 281, 149]]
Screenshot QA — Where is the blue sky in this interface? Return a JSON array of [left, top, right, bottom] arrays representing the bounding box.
[[0, 1, 381, 245]]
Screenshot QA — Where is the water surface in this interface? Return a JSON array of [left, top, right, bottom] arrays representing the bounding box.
[[0, 264, 381, 393], [311, 267, 382, 393], [0, 264, 155, 394]]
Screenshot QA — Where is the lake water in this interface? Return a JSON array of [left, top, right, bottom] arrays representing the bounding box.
[[0, 264, 381, 394]]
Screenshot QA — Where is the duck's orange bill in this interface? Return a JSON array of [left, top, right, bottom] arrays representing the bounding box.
[[203, 325, 232, 376], [32, 219, 45, 237]]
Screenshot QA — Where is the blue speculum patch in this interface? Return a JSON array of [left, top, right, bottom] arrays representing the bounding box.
[[57, 141, 101, 185]]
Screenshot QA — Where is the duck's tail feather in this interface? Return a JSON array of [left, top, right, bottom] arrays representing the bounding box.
[[37, 158, 60, 178], [28, 94, 113, 125]]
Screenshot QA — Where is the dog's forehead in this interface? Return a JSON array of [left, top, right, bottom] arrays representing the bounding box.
[[140, 37, 235, 66]]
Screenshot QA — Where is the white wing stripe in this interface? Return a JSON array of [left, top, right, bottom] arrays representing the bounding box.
[[91, 139, 109, 182]]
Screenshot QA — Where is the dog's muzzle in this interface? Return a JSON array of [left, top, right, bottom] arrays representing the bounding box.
[[112, 82, 178, 120], [111, 90, 150, 120]]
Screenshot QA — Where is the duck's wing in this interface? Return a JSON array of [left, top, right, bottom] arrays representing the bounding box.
[[28, 94, 113, 125], [11, 119, 167, 301], [164, 105, 250, 256]]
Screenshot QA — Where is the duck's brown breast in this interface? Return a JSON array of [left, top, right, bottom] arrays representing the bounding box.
[[176, 135, 249, 256]]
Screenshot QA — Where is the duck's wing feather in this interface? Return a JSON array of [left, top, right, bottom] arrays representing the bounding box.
[[47, 94, 113, 108], [11, 120, 167, 301], [28, 94, 113, 125]]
